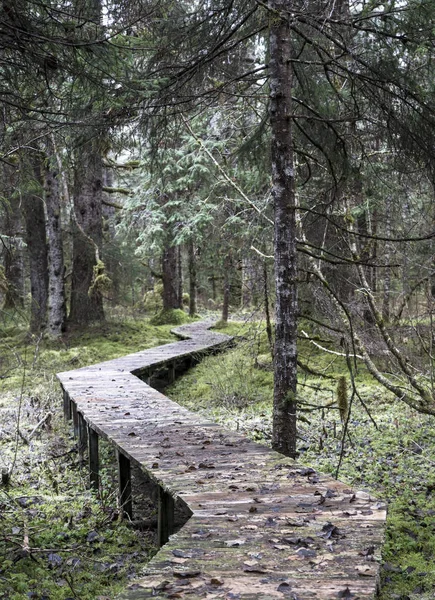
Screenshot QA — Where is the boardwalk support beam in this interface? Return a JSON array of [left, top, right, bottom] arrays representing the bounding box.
[[88, 427, 99, 490], [117, 451, 133, 520], [78, 412, 88, 459], [158, 488, 175, 547], [63, 389, 71, 421]]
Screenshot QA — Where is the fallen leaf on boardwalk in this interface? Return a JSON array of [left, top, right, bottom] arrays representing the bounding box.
[[337, 587, 355, 598], [225, 538, 246, 547], [243, 565, 267, 573], [171, 558, 188, 564], [295, 548, 317, 558], [355, 564, 375, 576], [173, 571, 201, 578], [210, 577, 224, 586]]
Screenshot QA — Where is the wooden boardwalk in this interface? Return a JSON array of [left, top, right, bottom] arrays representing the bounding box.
[[58, 321, 386, 600]]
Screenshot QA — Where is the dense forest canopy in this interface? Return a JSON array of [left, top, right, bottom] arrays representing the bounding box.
[[1, 0, 435, 454]]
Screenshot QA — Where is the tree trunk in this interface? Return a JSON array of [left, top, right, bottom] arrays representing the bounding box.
[[188, 239, 197, 317], [177, 245, 183, 307], [21, 162, 49, 334], [162, 243, 181, 310], [43, 151, 66, 337], [382, 196, 392, 323], [2, 195, 24, 310], [221, 266, 230, 325], [69, 140, 105, 325], [270, 0, 298, 458]]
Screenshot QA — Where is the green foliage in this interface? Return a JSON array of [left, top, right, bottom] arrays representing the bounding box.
[[89, 260, 112, 298], [143, 284, 164, 314], [149, 309, 188, 326]]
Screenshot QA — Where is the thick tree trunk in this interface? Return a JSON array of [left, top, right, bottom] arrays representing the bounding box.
[[69, 141, 105, 325], [43, 153, 66, 337], [188, 239, 197, 317], [162, 243, 181, 310], [270, 0, 298, 458], [102, 168, 120, 304], [21, 164, 49, 334]]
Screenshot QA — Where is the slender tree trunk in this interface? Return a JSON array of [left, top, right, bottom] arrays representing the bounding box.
[[382, 196, 392, 323], [3, 195, 24, 310], [21, 162, 49, 334], [221, 267, 230, 325], [162, 243, 181, 310], [43, 151, 66, 337], [69, 140, 105, 325], [177, 245, 183, 307], [270, 0, 298, 458], [188, 239, 197, 317]]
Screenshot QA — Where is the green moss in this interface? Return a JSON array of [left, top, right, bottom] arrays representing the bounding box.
[[149, 308, 188, 325]]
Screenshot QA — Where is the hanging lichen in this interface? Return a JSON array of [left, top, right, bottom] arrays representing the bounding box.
[[337, 376, 348, 422], [88, 260, 112, 298]]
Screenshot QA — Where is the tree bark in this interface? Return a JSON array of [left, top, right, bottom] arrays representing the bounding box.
[[69, 140, 105, 325], [2, 195, 24, 310], [21, 162, 49, 334], [43, 151, 66, 337], [162, 243, 181, 310], [221, 253, 232, 324], [188, 239, 197, 317], [270, 0, 298, 458]]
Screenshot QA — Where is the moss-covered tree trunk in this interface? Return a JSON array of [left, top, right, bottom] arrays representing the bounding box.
[[270, 0, 298, 458]]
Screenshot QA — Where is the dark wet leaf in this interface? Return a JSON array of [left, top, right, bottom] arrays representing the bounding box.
[[86, 530, 99, 543], [296, 548, 317, 558], [48, 552, 62, 567], [173, 570, 201, 578], [172, 549, 205, 559], [320, 522, 344, 539]]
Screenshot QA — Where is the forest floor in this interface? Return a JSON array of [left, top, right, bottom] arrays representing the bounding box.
[[0, 313, 177, 600], [1, 311, 435, 599]]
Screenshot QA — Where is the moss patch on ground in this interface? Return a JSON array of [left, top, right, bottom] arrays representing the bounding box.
[[167, 318, 435, 600], [0, 315, 178, 600]]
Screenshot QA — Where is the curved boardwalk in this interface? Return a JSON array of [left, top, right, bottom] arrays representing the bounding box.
[[57, 321, 386, 600]]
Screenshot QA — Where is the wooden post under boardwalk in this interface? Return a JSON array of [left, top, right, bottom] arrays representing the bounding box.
[[117, 451, 133, 520], [88, 427, 99, 489], [158, 488, 175, 547], [63, 389, 71, 420], [71, 402, 78, 437], [78, 412, 88, 459]]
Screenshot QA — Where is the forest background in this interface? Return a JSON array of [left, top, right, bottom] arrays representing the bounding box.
[[2, 0, 435, 598]]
